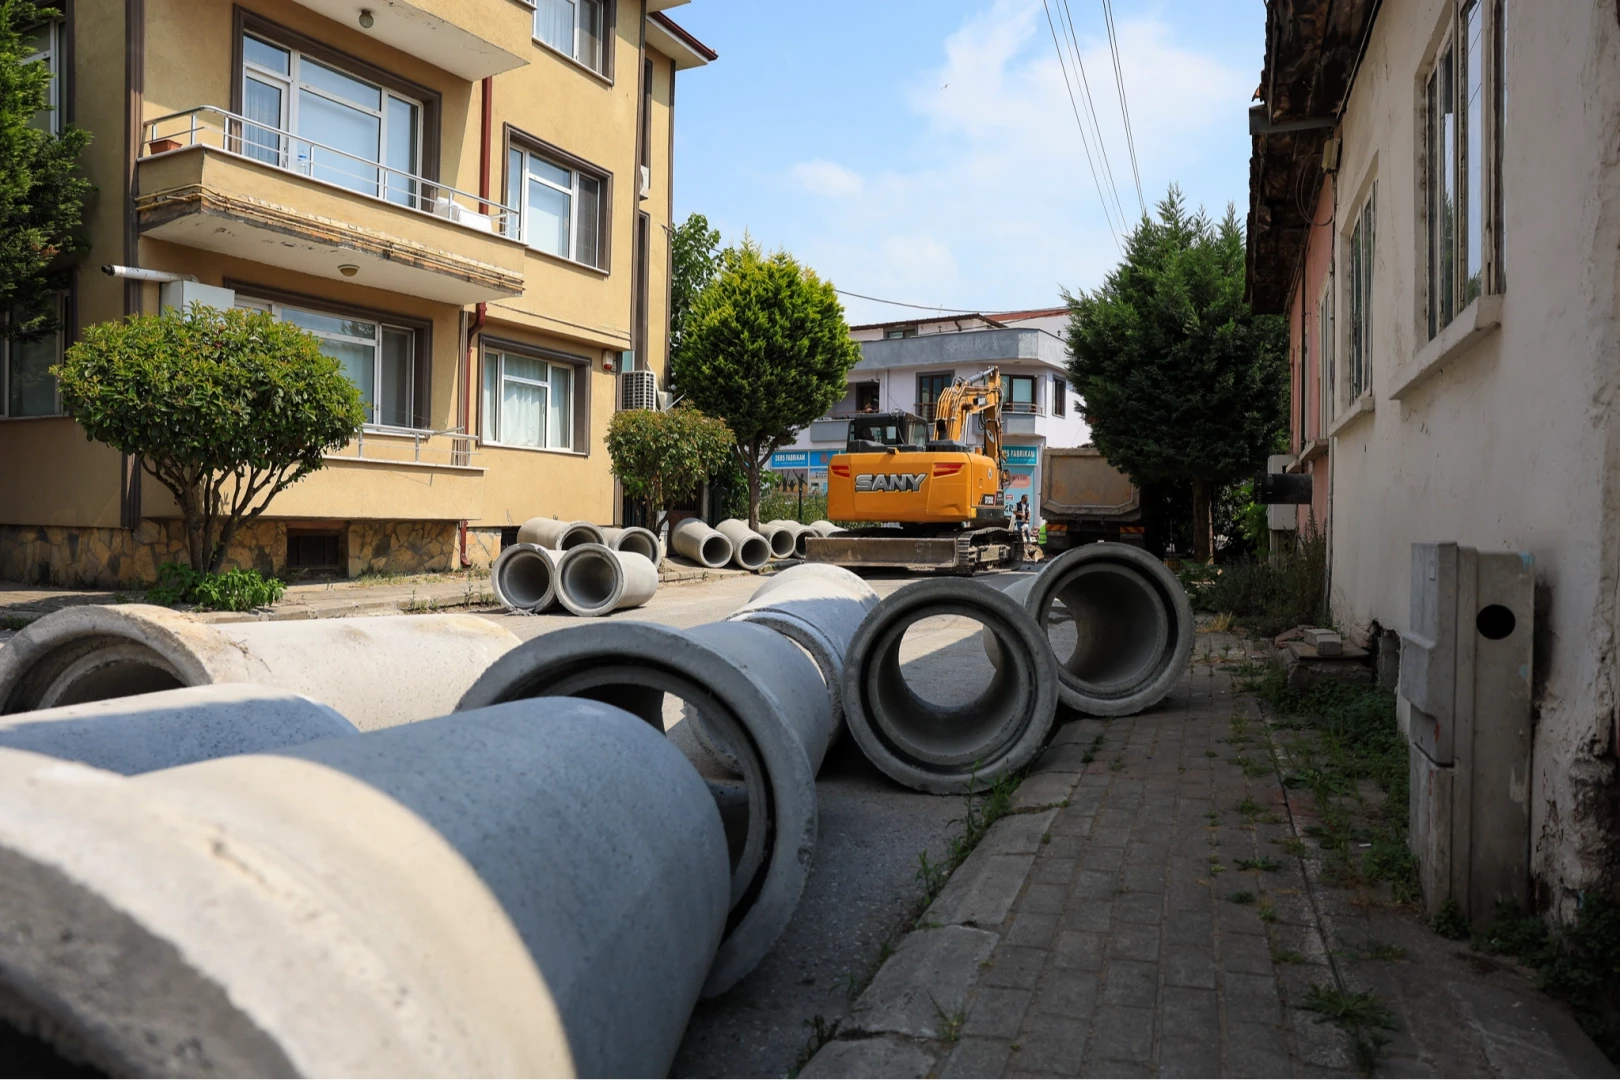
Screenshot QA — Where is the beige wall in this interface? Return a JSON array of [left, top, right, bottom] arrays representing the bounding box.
[[1324, 0, 1620, 904]]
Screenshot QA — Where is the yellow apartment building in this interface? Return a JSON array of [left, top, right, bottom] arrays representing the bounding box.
[[0, 0, 713, 585]]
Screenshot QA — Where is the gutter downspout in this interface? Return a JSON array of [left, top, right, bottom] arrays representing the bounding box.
[[461, 75, 493, 568]]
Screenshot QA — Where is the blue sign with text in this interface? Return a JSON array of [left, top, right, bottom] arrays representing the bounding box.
[[1003, 445, 1040, 466]]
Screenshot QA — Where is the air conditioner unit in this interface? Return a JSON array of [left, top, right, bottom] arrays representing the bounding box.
[[620, 369, 658, 411], [639, 165, 651, 199]]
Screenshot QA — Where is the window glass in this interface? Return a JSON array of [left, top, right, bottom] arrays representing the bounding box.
[[298, 89, 380, 192], [535, 0, 576, 55], [1462, 0, 1484, 303], [482, 352, 500, 441], [385, 97, 419, 207], [576, 174, 601, 267], [243, 35, 290, 75], [528, 176, 572, 258], [531, 157, 571, 190], [548, 363, 573, 449], [1438, 44, 1457, 330], [23, 22, 57, 133], [536, 0, 605, 73], [301, 58, 381, 111], [283, 307, 373, 339], [1052, 375, 1066, 416], [578, 0, 604, 71], [500, 353, 546, 448], [505, 147, 525, 239], [6, 326, 60, 418], [242, 78, 285, 164], [378, 328, 414, 428], [1009, 376, 1036, 406]]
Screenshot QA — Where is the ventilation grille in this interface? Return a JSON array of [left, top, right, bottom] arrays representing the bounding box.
[[620, 369, 659, 411]]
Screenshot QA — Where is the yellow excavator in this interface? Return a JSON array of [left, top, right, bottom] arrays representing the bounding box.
[[806, 367, 1021, 573]]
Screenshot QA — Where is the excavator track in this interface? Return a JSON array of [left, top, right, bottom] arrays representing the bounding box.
[[803, 526, 1021, 574]]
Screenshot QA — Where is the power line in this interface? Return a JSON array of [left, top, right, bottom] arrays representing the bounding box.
[[1058, 0, 1131, 232], [1039, 0, 1122, 251], [1102, 0, 1147, 217], [833, 290, 978, 313]]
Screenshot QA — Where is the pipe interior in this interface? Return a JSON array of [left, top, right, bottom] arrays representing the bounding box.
[[498, 550, 554, 608], [560, 526, 598, 549], [865, 604, 1029, 769], [618, 533, 659, 561], [561, 552, 620, 609], [794, 532, 811, 558], [766, 531, 796, 559], [700, 536, 730, 566], [1044, 564, 1170, 694], [738, 538, 770, 568], [0, 1008, 103, 1078]]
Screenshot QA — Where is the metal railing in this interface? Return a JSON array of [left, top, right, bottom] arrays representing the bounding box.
[[335, 425, 477, 467], [1004, 402, 1044, 415], [142, 106, 519, 237]]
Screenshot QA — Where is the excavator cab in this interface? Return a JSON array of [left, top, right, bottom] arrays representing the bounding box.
[[846, 411, 930, 454]]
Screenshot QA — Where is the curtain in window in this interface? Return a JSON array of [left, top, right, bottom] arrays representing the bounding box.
[[536, 0, 575, 55], [502, 354, 546, 448], [242, 78, 284, 164], [528, 177, 571, 258]]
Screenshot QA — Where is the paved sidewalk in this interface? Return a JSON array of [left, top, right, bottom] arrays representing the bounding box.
[[803, 636, 1613, 1079]]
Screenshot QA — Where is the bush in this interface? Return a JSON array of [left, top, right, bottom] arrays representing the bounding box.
[[1195, 523, 1327, 637], [146, 562, 286, 611]]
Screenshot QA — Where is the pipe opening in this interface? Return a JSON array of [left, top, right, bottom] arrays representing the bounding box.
[[616, 532, 659, 561], [737, 537, 770, 569], [559, 526, 599, 550], [701, 536, 730, 566], [764, 531, 796, 559], [497, 549, 554, 609], [1043, 564, 1170, 696], [560, 551, 620, 610], [0, 1012, 103, 1078], [45, 661, 186, 710]]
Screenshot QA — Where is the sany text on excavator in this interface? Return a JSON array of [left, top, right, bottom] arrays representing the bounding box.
[[805, 367, 1021, 573]]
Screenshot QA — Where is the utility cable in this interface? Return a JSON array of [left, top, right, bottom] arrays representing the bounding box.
[[1059, 0, 1131, 232], [1102, 0, 1147, 217], [1040, 0, 1122, 251]]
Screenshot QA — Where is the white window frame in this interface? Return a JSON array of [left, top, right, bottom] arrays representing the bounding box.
[[506, 144, 605, 269], [1, 293, 65, 420], [1317, 271, 1335, 426], [1420, 0, 1505, 342], [23, 19, 62, 135], [237, 297, 415, 430], [531, 0, 608, 76], [240, 33, 423, 203], [481, 349, 577, 452], [1344, 187, 1376, 404]]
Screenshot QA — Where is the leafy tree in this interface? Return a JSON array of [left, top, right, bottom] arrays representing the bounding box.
[[673, 240, 861, 528], [605, 405, 734, 534], [56, 304, 367, 573], [1, 1, 90, 335], [669, 212, 721, 363], [1065, 187, 1288, 561]]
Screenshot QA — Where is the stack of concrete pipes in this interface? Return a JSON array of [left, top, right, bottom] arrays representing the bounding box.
[[493, 517, 661, 617]]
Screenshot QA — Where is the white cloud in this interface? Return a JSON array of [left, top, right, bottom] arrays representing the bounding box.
[[789, 159, 866, 199], [776, 1, 1253, 324]]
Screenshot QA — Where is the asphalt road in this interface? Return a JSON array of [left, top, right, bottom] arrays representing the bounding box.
[[478, 566, 1031, 1077]]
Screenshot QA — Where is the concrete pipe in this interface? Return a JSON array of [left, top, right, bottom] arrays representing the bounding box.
[[842, 578, 1060, 795], [516, 517, 606, 551], [806, 520, 846, 537], [0, 605, 520, 731], [491, 542, 559, 613], [716, 519, 772, 571], [724, 562, 879, 755], [459, 619, 828, 996], [755, 521, 800, 560], [0, 683, 355, 775], [670, 517, 735, 569], [992, 543, 1194, 716], [599, 525, 662, 563], [0, 698, 729, 1077], [554, 544, 660, 617]]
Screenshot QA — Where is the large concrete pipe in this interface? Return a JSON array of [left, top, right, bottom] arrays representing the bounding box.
[[554, 544, 659, 617], [459, 620, 828, 996], [517, 517, 606, 551], [725, 563, 879, 752], [492, 542, 559, 613], [0, 605, 520, 730], [763, 519, 813, 559], [0, 698, 729, 1076], [842, 578, 1059, 795], [755, 521, 800, 560], [670, 516, 735, 569], [994, 543, 1194, 716], [806, 520, 846, 537], [599, 525, 662, 563], [715, 519, 771, 571], [0, 683, 355, 775]]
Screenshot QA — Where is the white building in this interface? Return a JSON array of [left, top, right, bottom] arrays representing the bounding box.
[[772, 308, 1090, 520]]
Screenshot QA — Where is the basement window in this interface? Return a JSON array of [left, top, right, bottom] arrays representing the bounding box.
[[286, 530, 341, 572]]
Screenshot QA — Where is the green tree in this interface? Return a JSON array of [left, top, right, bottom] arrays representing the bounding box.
[[605, 405, 734, 533], [669, 212, 721, 362], [673, 240, 861, 528], [56, 304, 367, 573], [1, 1, 90, 336], [1065, 187, 1288, 561]]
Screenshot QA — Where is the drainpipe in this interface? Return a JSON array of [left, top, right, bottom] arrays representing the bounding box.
[[460, 76, 495, 568]]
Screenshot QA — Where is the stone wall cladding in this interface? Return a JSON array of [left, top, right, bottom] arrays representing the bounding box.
[[464, 528, 503, 570], [0, 519, 459, 588]]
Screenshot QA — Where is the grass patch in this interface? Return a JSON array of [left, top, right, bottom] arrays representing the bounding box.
[[913, 770, 1020, 914], [1192, 526, 1327, 638], [1237, 857, 1281, 872], [1477, 898, 1620, 1063], [788, 1014, 840, 1077], [1227, 890, 1256, 905], [1303, 984, 1395, 1074], [1429, 898, 1470, 940], [1272, 947, 1307, 964]]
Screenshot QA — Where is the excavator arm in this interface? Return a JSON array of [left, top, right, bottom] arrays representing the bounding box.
[[931, 368, 1004, 470]]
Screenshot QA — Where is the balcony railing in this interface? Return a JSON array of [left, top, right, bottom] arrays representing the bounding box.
[[1004, 402, 1044, 415], [329, 425, 478, 468], [142, 106, 519, 237]]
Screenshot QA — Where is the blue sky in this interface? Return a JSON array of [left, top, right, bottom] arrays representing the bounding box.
[[668, 0, 1265, 324]]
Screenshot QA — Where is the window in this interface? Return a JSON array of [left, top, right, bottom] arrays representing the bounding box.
[[1051, 375, 1066, 416], [2, 294, 65, 418], [916, 372, 951, 417], [534, 0, 607, 76], [22, 20, 62, 134], [1346, 189, 1375, 401], [856, 382, 880, 413], [287, 530, 341, 571], [506, 143, 605, 268], [1318, 272, 1335, 425], [238, 298, 415, 428], [1008, 375, 1038, 413], [1423, 0, 1505, 339], [884, 327, 918, 339], [240, 32, 422, 205], [482, 349, 576, 451]]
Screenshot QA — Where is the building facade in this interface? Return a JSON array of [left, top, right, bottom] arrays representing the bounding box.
[[1248, 0, 1620, 906], [0, 0, 711, 585], [770, 309, 1090, 521]]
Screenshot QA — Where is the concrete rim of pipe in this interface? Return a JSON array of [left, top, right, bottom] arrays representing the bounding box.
[[554, 544, 659, 617], [1010, 543, 1194, 715], [716, 520, 771, 572], [458, 621, 820, 996], [601, 526, 662, 563], [517, 517, 605, 551], [492, 543, 559, 613], [755, 523, 800, 560], [841, 578, 1059, 795], [670, 518, 734, 569]]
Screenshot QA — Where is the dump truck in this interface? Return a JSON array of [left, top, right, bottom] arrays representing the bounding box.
[[1039, 446, 1145, 552]]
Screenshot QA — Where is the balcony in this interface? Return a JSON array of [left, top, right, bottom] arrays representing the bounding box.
[[288, 0, 528, 80], [136, 108, 526, 305]]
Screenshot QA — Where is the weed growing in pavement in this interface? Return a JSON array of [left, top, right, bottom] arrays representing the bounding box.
[[909, 768, 1021, 923], [1356, 939, 1409, 962], [1258, 904, 1278, 923], [1271, 948, 1307, 964], [1204, 749, 1219, 758], [1277, 837, 1310, 858], [1237, 857, 1281, 872], [1227, 891, 1257, 905], [1476, 898, 1620, 1063], [1234, 797, 1263, 818], [1429, 899, 1470, 940], [1081, 732, 1104, 764], [931, 997, 967, 1045], [1302, 984, 1395, 1075], [1, 615, 30, 631], [789, 1014, 840, 1077]]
